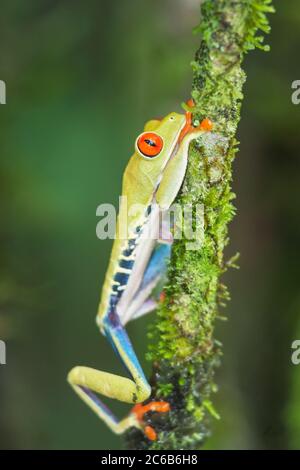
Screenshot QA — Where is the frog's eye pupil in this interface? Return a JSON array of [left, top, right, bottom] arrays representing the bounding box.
[[145, 139, 155, 147], [137, 132, 163, 158]]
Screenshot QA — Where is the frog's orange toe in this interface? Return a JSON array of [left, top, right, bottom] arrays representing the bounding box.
[[200, 117, 213, 131], [144, 425, 157, 441], [186, 98, 195, 108], [131, 401, 171, 441]]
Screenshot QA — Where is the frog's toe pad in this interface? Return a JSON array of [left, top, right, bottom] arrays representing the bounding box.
[[131, 401, 170, 441]]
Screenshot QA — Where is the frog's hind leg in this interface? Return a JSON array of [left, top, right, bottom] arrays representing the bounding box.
[[68, 242, 172, 439], [70, 383, 137, 435], [68, 309, 151, 435], [68, 310, 169, 439]]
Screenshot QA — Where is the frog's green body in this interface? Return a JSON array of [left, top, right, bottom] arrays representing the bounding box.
[[68, 105, 210, 440]]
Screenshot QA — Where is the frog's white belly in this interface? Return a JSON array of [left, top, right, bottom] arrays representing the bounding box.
[[116, 204, 159, 323]]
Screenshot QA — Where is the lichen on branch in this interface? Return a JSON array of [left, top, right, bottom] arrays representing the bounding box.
[[125, 0, 274, 450]]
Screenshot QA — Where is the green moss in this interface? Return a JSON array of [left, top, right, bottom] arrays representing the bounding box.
[[125, 0, 274, 451]]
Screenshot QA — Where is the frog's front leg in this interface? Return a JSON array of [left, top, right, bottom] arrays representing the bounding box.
[[68, 310, 169, 439]]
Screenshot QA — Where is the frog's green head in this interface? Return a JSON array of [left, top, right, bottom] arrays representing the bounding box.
[[135, 112, 185, 163], [122, 112, 186, 226]]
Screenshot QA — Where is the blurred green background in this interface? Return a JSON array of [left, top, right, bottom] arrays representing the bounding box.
[[0, 0, 299, 450]]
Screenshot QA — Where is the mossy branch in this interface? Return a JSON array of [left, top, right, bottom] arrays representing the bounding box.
[[125, 0, 274, 450]]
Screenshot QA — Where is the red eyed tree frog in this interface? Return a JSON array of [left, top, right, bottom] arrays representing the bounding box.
[[68, 100, 212, 441]]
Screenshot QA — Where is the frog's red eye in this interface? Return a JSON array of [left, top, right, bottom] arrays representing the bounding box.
[[137, 132, 163, 158]]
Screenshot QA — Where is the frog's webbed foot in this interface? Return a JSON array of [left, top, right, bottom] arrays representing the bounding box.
[[131, 401, 170, 441]]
